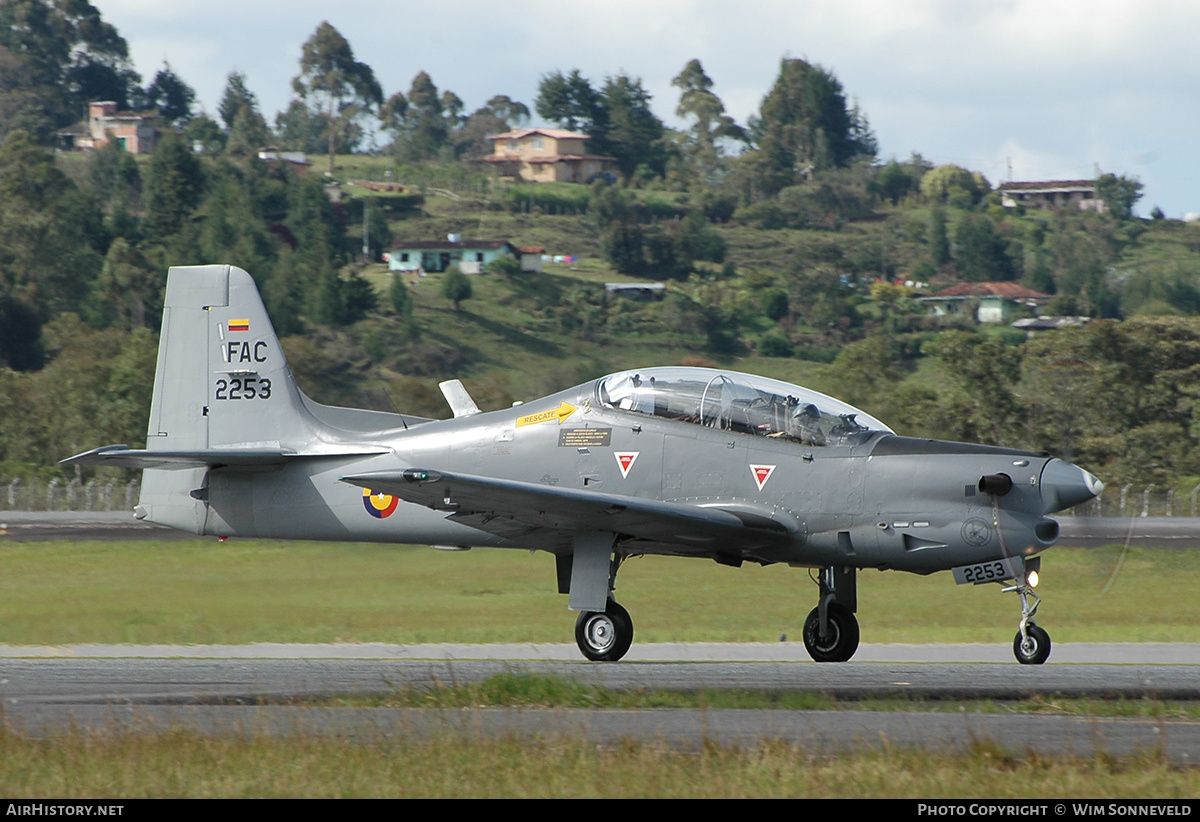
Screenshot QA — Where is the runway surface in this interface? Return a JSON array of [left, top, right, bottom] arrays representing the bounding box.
[[2, 646, 1199, 762]]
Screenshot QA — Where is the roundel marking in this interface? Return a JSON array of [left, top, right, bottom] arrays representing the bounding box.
[[961, 517, 992, 547], [363, 488, 399, 519]]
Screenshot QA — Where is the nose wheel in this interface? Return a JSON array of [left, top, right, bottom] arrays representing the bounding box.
[[575, 600, 634, 661], [1014, 621, 1051, 665]]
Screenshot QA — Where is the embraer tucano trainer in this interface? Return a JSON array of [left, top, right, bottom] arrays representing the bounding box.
[[65, 265, 1104, 664]]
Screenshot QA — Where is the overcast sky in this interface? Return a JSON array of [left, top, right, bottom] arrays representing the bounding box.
[[92, 0, 1199, 218]]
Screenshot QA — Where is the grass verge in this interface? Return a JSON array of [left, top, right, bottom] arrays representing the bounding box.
[[0, 539, 1197, 645]]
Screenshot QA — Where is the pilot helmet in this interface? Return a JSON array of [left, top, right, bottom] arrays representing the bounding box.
[[794, 403, 820, 421]]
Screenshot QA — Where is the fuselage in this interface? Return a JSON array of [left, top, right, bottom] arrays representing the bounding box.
[[193, 367, 1100, 576]]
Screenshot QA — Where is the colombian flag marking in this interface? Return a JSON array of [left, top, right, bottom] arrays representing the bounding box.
[[228, 319, 250, 332], [362, 488, 399, 518]]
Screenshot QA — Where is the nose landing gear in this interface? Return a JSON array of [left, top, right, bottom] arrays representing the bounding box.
[[1005, 559, 1051, 664]]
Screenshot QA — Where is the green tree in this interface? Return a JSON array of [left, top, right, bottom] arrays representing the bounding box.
[[535, 69, 604, 134], [87, 238, 160, 330], [924, 330, 1025, 447], [141, 62, 195, 125], [920, 164, 988, 206], [598, 74, 666, 180], [388, 273, 414, 336], [954, 213, 1015, 282], [142, 131, 204, 241], [290, 21, 382, 174], [0, 130, 104, 316], [875, 160, 911, 205], [1095, 172, 1144, 220], [219, 71, 258, 129], [744, 58, 876, 196], [441, 266, 473, 312], [928, 205, 950, 266], [672, 58, 745, 185], [385, 71, 451, 162], [0, 0, 138, 139]]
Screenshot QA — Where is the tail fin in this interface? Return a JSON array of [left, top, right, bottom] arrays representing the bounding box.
[[136, 264, 314, 531], [63, 264, 419, 533], [149, 264, 310, 450]]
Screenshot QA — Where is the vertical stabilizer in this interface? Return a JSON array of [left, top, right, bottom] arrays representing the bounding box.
[[138, 265, 315, 531]]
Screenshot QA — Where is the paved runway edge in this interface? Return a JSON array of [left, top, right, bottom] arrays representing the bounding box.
[[0, 642, 1197, 664]]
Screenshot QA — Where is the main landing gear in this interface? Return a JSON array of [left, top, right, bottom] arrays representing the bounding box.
[[803, 565, 860, 662], [559, 533, 635, 662]]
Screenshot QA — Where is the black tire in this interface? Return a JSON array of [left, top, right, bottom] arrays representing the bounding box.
[[802, 603, 860, 662], [1013, 622, 1052, 665], [575, 600, 634, 662]]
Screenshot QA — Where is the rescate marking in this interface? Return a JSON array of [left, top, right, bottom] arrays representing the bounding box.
[[750, 464, 776, 491], [614, 451, 639, 478], [362, 488, 399, 518], [516, 402, 578, 427]]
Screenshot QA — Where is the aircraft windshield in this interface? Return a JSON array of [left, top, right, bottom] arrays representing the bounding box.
[[597, 367, 892, 446]]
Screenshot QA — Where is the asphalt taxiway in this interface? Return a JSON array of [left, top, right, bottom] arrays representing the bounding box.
[[2, 646, 1199, 762]]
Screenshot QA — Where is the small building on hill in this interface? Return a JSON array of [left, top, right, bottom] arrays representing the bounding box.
[[482, 128, 616, 183], [998, 180, 1105, 213], [386, 236, 544, 274], [56, 101, 160, 154], [920, 282, 1051, 324]]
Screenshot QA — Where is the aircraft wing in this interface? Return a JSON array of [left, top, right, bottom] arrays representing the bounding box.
[[62, 443, 391, 470], [339, 468, 796, 554]]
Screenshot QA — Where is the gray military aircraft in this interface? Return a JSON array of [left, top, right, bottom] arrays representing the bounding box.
[[65, 265, 1104, 664]]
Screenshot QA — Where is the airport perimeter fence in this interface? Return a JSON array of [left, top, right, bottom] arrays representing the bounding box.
[[2, 477, 141, 513], [1, 477, 1198, 519]]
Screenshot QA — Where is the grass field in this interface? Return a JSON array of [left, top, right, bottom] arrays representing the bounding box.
[[0, 538, 1195, 646], [1, 730, 1193, 799]]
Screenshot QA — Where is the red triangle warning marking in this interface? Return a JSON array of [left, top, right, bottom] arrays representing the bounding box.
[[750, 464, 776, 491], [615, 452, 639, 478]]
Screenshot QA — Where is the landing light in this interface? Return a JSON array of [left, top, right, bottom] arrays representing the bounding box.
[[1026, 570, 1039, 588]]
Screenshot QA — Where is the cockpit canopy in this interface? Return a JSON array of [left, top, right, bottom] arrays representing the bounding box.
[[596, 367, 892, 447]]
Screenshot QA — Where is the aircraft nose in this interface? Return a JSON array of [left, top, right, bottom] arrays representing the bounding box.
[[1040, 459, 1105, 514]]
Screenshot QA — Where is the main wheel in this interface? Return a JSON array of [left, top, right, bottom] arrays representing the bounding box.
[[575, 600, 634, 662], [1013, 622, 1051, 665], [802, 603, 860, 662]]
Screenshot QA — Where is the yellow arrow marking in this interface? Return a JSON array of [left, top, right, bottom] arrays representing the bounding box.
[[516, 401, 578, 427]]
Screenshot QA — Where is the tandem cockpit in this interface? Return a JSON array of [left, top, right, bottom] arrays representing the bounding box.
[[596, 367, 893, 447]]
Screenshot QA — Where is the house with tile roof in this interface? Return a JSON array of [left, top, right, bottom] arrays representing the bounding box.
[[920, 282, 1051, 324], [482, 128, 616, 183], [998, 180, 1105, 213]]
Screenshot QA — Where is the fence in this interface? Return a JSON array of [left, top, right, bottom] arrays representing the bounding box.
[[3, 478, 141, 512], [2, 477, 1197, 519]]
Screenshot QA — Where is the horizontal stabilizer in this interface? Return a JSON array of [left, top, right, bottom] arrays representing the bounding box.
[[62, 443, 390, 470]]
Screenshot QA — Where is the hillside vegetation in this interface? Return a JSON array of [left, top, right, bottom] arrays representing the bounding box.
[[3, 7, 1199, 495]]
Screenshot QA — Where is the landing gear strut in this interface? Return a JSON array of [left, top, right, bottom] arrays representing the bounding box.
[[803, 565, 860, 662], [560, 533, 635, 662], [1007, 559, 1050, 664]]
